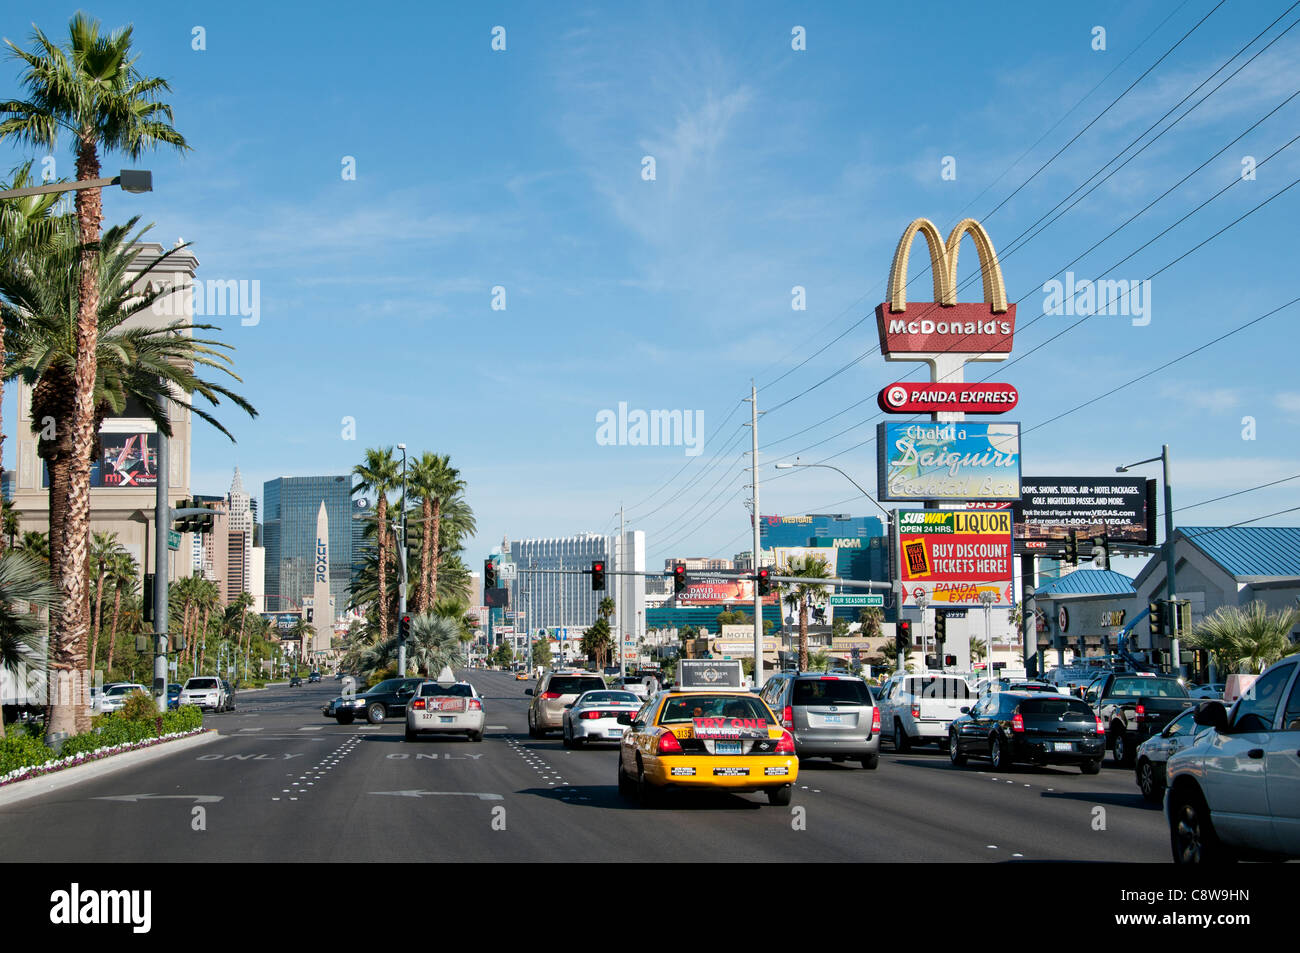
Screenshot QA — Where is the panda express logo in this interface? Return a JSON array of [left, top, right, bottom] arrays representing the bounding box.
[[876, 218, 1016, 358]]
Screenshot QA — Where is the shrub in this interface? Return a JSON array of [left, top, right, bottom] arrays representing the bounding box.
[[0, 733, 55, 776], [119, 689, 158, 723], [162, 706, 203, 733]]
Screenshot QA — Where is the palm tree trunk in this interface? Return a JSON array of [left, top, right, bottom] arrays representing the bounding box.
[[0, 309, 5, 559], [106, 586, 123, 672], [799, 598, 809, 671], [89, 570, 106, 673], [419, 497, 433, 614], [428, 498, 442, 603], [376, 498, 389, 639], [44, 447, 81, 743]]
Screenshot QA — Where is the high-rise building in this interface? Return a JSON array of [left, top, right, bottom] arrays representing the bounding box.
[[263, 475, 356, 614], [507, 533, 609, 634]]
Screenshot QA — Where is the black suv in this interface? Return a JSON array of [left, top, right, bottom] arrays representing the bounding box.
[[948, 691, 1105, 773], [324, 677, 424, 724]]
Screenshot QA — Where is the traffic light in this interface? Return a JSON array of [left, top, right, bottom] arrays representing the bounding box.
[[1149, 600, 1166, 638], [590, 560, 605, 591], [1092, 535, 1109, 571], [142, 573, 154, 623], [172, 498, 214, 534], [934, 610, 947, 649], [945, 654, 957, 667], [484, 559, 497, 589], [756, 567, 771, 596], [673, 563, 687, 595], [896, 619, 912, 653], [1063, 531, 1078, 567], [398, 614, 412, 642]]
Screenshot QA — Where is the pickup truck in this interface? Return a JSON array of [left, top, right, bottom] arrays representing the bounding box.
[[878, 673, 974, 751], [1083, 672, 1195, 767]]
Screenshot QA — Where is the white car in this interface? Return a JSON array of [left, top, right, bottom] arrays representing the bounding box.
[[179, 676, 225, 712], [1188, 682, 1226, 699], [405, 679, 485, 742], [1165, 656, 1300, 863], [94, 683, 148, 714], [877, 672, 974, 751], [562, 690, 643, 747]]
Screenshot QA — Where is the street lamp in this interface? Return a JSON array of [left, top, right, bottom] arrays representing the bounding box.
[[1117, 446, 1180, 676], [396, 443, 408, 676], [0, 169, 152, 200], [980, 590, 996, 683]]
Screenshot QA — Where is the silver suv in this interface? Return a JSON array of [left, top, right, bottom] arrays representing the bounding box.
[[526, 670, 608, 737], [759, 672, 880, 769]]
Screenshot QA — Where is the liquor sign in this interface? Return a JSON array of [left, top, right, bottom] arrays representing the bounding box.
[[1013, 476, 1158, 553], [878, 421, 1022, 502], [875, 218, 1016, 360], [878, 382, 1018, 415], [896, 510, 1015, 608]]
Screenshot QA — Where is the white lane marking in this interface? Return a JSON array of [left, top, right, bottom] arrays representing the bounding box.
[[94, 794, 224, 803], [370, 790, 503, 801], [487, 725, 509, 730], [239, 727, 264, 732], [298, 726, 323, 731]]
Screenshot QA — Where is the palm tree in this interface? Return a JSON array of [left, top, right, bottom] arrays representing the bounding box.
[[361, 612, 463, 677], [17, 531, 48, 564], [1, 499, 19, 552], [228, 591, 255, 653], [1184, 602, 1300, 674], [103, 549, 135, 673], [0, 12, 188, 743], [777, 554, 833, 671], [407, 453, 469, 614], [352, 448, 401, 640], [88, 530, 122, 673], [969, 636, 988, 664], [0, 551, 59, 738]]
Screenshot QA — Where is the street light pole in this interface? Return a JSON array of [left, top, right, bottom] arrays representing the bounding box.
[[1117, 445, 1180, 675], [980, 591, 996, 681], [396, 444, 408, 676]]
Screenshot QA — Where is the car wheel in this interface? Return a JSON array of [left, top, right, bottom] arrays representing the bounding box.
[[562, 727, 575, 749], [948, 731, 967, 766], [404, 726, 417, 742], [1137, 759, 1162, 801], [336, 712, 354, 725], [1112, 730, 1134, 767], [861, 754, 879, 770], [767, 785, 793, 806], [1169, 787, 1235, 864], [637, 763, 661, 807], [469, 730, 484, 742], [366, 703, 386, 725], [990, 733, 1013, 771], [528, 711, 542, 739], [893, 721, 911, 753], [937, 735, 951, 753], [617, 757, 635, 799], [1080, 758, 1102, 775]]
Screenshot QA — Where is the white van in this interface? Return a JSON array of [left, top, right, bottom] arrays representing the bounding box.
[[179, 676, 225, 712], [878, 672, 974, 751]]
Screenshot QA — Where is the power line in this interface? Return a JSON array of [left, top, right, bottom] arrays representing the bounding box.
[[1174, 473, 1300, 514]]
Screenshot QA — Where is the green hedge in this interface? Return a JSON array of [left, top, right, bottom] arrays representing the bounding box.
[[0, 733, 56, 776], [1, 704, 206, 775]]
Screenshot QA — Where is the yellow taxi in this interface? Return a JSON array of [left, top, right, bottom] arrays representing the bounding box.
[[615, 660, 797, 806]]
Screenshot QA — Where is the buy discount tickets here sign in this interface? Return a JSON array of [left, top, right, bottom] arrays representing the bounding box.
[[897, 510, 1014, 607]]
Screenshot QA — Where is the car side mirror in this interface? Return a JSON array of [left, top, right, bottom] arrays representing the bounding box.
[[564, 703, 573, 709], [1194, 701, 1229, 731], [524, 689, 533, 696], [960, 706, 970, 714], [616, 713, 633, 725]]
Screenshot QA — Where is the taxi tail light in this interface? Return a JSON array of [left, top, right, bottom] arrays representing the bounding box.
[[871, 708, 881, 734], [1011, 712, 1025, 733], [656, 730, 683, 754], [411, 698, 426, 710], [467, 698, 482, 711], [541, 692, 562, 700], [775, 730, 796, 754], [1095, 716, 1105, 735], [782, 705, 793, 729]]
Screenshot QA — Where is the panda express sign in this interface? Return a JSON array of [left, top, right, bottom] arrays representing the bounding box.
[[876, 218, 1017, 358]]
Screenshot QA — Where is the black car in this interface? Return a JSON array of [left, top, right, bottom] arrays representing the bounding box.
[[948, 691, 1105, 774], [221, 680, 237, 712], [289, 676, 303, 687], [323, 677, 424, 724], [309, 671, 322, 683]]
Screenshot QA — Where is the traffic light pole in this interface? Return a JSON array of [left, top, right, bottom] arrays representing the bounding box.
[[1161, 446, 1180, 677], [152, 423, 170, 713]]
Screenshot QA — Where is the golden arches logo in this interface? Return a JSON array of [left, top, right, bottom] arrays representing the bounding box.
[[886, 217, 1008, 314]]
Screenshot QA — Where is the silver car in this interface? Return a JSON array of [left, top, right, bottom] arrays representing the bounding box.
[[526, 670, 608, 737], [562, 690, 643, 747], [759, 672, 881, 769], [1134, 707, 1202, 804], [405, 680, 485, 742]]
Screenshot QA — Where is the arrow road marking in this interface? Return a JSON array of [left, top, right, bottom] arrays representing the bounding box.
[[370, 790, 503, 801], [94, 794, 224, 803]]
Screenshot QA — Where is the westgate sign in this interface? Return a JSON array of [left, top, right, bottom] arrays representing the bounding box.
[[876, 218, 1017, 360], [878, 382, 1018, 414]]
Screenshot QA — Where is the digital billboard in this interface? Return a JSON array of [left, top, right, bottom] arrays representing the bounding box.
[[877, 421, 1021, 502], [1013, 477, 1157, 553], [896, 510, 1015, 608]]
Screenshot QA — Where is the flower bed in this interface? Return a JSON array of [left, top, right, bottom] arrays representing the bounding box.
[[0, 728, 208, 787]]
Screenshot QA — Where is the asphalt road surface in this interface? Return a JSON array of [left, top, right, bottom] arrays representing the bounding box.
[[0, 671, 1171, 862]]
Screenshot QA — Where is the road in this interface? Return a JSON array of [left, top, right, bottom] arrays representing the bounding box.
[[0, 671, 1171, 861]]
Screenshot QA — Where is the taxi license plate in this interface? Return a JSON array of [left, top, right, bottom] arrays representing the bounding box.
[[715, 741, 742, 755], [439, 716, 454, 723], [1052, 742, 1073, 752]]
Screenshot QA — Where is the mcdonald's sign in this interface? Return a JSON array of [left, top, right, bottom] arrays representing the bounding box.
[[876, 218, 1017, 358]]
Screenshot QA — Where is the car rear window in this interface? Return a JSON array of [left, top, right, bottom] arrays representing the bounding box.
[[547, 676, 606, 695], [420, 683, 472, 697], [1111, 677, 1188, 698], [658, 694, 775, 725], [905, 677, 972, 699], [186, 678, 218, 690], [1018, 698, 1095, 718], [580, 691, 639, 705], [793, 678, 873, 706]]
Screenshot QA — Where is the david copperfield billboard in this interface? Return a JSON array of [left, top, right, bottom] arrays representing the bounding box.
[[1014, 476, 1157, 553], [878, 421, 1021, 502]]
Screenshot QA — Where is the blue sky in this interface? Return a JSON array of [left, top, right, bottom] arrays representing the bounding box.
[[4, 0, 1299, 572]]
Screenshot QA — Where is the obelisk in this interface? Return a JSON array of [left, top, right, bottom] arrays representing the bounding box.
[[311, 501, 333, 654]]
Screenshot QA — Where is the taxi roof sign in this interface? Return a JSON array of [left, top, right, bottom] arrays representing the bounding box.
[[677, 659, 745, 690]]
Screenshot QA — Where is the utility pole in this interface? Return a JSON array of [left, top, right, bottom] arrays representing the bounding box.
[[396, 444, 408, 676], [618, 504, 626, 680], [745, 383, 764, 689], [152, 418, 170, 713], [1161, 446, 1180, 676]]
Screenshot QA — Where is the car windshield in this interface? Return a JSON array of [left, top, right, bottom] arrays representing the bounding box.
[[420, 683, 472, 697], [658, 694, 775, 725], [185, 678, 218, 690], [1111, 676, 1188, 698], [547, 676, 606, 695], [107, 685, 138, 697], [578, 691, 640, 705], [792, 678, 873, 706]]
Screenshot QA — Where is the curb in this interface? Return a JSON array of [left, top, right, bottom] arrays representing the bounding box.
[[0, 730, 225, 809]]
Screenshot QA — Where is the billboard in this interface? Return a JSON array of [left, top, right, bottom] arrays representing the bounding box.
[[897, 510, 1015, 608], [261, 612, 303, 632], [1013, 477, 1157, 553], [43, 431, 159, 488], [678, 577, 775, 605], [878, 421, 1021, 502], [878, 382, 1018, 414]]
